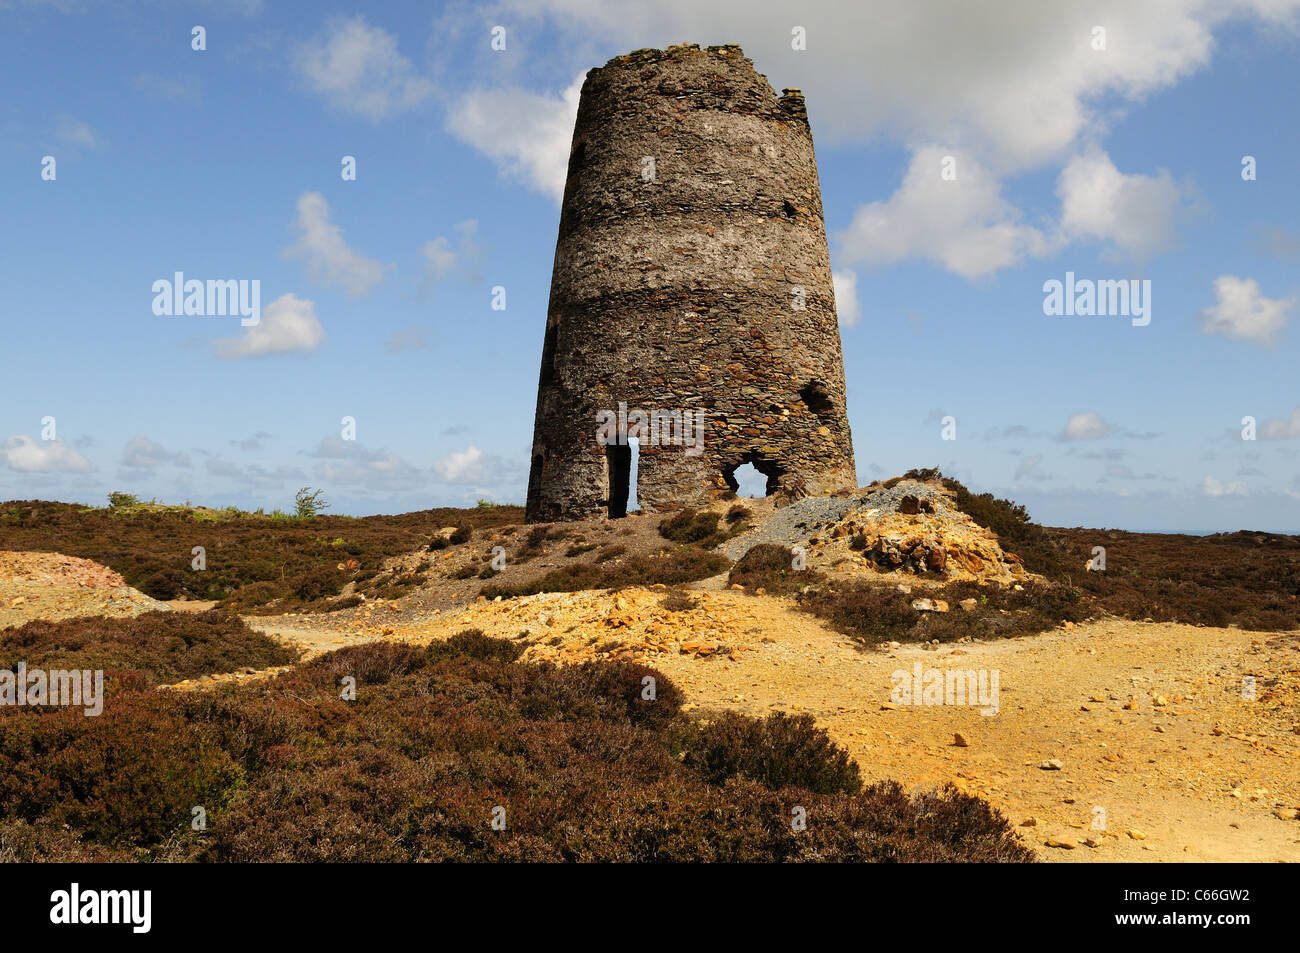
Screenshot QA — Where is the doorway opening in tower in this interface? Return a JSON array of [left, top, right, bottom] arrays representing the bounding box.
[[604, 438, 639, 518], [724, 456, 783, 499]]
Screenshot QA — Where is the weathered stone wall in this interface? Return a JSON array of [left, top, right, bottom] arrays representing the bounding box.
[[525, 43, 856, 522]]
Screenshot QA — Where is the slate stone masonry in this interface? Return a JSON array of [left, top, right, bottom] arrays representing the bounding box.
[[525, 43, 856, 522]]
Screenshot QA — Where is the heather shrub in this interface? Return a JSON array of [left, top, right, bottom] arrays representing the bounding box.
[[728, 543, 824, 595], [0, 609, 297, 689], [480, 549, 729, 599], [0, 628, 1033, 862], [0, 499, 520, 609], [681, 712, 862, 795]]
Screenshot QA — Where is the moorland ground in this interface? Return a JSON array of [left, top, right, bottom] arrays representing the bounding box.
[[1, 474, 1296, 861]]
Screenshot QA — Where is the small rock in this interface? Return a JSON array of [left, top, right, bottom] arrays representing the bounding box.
[[952, 732, 969, 747], [1045, 835, 1077, 849], [1272, 807, 1299, 821], [1020, 817, 1038, 827], [1126, 829, 1147, 840], [1040, 758, 1064, 771]]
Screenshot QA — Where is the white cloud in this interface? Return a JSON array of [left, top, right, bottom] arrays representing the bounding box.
[[492, 1, 1299, 168], [1260, 407, 1300, 439], [284, 192, 387, 296], [838, 148, 1057, 279], [3, 435, 92, 473], [832, 269, 860, 327], [1198, 275, 1294, 347], [445, 75, 583, 200], [1061, 412, 1109, 441], [292, 16, 433, 120], [473, 1, 1297, 273], [122, 436, 190, 469], [215, 293, 325, 359], [1057, 149, 1184, 259], [434, 445, 487, 484], [1202, 475, 1247, 496]]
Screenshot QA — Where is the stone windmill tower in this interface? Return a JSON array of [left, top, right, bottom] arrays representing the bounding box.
[[525, 43, 856, 523]]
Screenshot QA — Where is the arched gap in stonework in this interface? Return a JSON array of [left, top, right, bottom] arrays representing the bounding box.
[[722, 454, 784, 498]]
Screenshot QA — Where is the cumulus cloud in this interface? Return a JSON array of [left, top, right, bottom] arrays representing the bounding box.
[[832, 269, 860, 327], [284, 192, 387, 296], [838, 148, 1056, 279], [292, 16, 433, 120], [1060, 412, 1109, 441], [434, 445, 488, 484], [490, 0, 1298, 167], [1056, 149, 1185, 259], [214, 293, 325, 358], [3, 435, 92, 473], [1202, 475, 1247, 497], [1198, 275, 1294, 347], [122, 436, 190, 469], [445, 75, 583, 200], [1260, 407, 1300, 439], [467, 1, 1297, 274]]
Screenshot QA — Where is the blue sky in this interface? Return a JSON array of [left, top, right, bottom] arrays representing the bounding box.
[[1, 0, 1297, 531]]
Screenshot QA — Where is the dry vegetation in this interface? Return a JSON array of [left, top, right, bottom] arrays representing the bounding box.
[[0, 617, 1032, 862], [0, 500, 521, 612]]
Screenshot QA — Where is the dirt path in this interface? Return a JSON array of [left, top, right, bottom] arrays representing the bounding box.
[[245, 588, 1300, 862]]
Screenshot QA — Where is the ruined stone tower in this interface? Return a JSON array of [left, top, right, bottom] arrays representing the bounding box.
[[525, 43, 856, 523]]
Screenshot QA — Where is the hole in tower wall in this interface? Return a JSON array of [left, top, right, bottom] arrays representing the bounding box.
[[566, 141, 587, 183], [800, 380, 834, 419], [728, 463, 768, 499], [723, 457, 784, 498], [539, 324, 558, 387]]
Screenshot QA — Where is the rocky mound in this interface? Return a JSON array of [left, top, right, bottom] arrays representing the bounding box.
[[723, 479, 1027, 586], [0, 550, 169, 627]]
